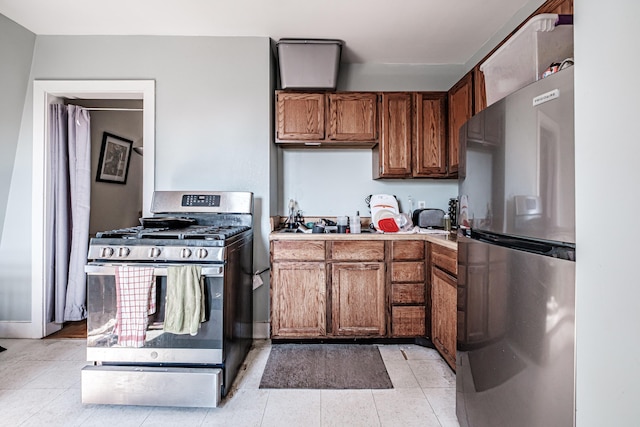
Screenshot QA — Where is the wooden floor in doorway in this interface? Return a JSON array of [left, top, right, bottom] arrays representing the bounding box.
[[45, 319, 87, 339]]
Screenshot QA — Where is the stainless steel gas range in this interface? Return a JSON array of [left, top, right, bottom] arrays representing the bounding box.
[[81, 191, 254, 408]]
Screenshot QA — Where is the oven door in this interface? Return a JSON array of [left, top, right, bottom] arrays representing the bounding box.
[[85, 263, 224, 365]]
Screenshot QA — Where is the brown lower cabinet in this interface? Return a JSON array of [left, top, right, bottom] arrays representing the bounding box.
[[270, 238, 433, 339], [270, 238, 458, 355], [271, 261, 326, 337], [390, 240, 426, 336], [331, 262, 386, 336], [328, 241, 387, 336], [429, 243, 458, 371]]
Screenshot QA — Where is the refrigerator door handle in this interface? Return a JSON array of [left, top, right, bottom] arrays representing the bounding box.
[[467, 229, 576, 261]]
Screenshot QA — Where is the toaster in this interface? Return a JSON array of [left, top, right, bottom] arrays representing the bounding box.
[[412, 208, 445, 228]]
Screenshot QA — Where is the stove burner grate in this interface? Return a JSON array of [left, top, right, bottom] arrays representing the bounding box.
[[94, 224, 250, 241]]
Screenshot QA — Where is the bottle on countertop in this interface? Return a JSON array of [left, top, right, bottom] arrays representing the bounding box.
[[443, 213, 451, 232], [351, 211, 361, 234]]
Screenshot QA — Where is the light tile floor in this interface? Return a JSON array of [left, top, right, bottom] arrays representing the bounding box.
[[0, 338, 459, 427]]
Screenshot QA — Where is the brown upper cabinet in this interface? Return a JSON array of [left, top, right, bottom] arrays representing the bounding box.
[[275, 0, 573, 168], [327, 93, 378, 142], [276, 92, 325, 141], [447, 72, 473, 177], [373, 92, 449, 179], [275, 91, 377, 146], [414, 92, 448, 177], [374, 92, 413, 178]]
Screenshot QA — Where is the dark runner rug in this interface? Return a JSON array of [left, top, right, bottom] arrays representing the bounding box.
[[259, 343, 393, 390]]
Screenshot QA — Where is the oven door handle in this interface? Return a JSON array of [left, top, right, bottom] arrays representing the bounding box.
[[84, 265, 224, 277]]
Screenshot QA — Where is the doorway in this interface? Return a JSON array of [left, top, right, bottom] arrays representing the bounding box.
[[31, 80, 155, 338]]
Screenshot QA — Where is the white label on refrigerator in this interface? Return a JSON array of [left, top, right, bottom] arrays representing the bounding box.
[[533, 89, 560, 106]]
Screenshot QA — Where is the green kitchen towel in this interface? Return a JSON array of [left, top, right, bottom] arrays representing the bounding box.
[[164, 265, 205, 335]]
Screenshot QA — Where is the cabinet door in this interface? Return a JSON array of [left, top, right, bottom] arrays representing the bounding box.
[[374, 92, 412, 178], [413, 92, 447, 177], [327, 93, 377, 142], [431, 267, 457, 371], [331, 262, 386, 336], [447, 72, 473, 177], [276, 92, 325, 141], [271, 262, 326, 337]]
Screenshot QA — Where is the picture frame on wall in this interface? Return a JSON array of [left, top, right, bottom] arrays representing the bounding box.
[[96, 132, 133, 184]]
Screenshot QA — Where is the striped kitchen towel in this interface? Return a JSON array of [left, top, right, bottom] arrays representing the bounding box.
[[114, 266, 156, 347]]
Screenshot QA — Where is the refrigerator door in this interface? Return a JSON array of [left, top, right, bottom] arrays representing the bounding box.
[[456, 235, 575, 427], [458, 67, 575, 244]]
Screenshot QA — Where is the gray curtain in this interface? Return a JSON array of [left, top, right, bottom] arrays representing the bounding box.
[[47, 104, 91, 323]]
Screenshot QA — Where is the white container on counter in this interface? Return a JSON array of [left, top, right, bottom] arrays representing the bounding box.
[[350, 214, 361, 234]]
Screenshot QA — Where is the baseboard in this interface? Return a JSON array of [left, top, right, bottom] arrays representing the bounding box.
[[0, 321, 42, 339], [253, 321, 270, 339]]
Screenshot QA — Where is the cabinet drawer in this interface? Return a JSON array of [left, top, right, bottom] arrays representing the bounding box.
[[430, 244, 457, 276], [392, 283, 425, 304], [391, 261, 425, 283], [391, 306, 426, 337], [329, 241, 384, 261], [272, 240, 325, 261], [391, 240, 425, 261]]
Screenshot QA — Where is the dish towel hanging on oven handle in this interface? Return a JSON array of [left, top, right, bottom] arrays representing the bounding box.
[[114, 266, 156, 347], [164, 265, 206, 336]]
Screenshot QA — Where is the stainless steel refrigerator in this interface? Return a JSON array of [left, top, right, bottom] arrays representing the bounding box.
[[456, 67, 575, 427]]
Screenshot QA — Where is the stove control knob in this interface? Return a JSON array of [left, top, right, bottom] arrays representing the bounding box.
[[149, 247, 162, 258], [100, 247, 114, 258], [118, 247, 130, 257], [180, 248, 192, 259], [196, 248, 208, 259]]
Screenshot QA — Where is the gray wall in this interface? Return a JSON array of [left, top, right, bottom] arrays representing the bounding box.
[[0, 14, 35, 244], [0, 15, 34, 320], [575, 0, 640, 424], [0, 34, 275, 324]]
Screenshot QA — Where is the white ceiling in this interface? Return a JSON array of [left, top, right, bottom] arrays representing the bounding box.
[[0, 0, 533, 64]]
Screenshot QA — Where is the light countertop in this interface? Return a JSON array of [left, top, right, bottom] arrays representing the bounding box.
[[269, 228, 458, 251]]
